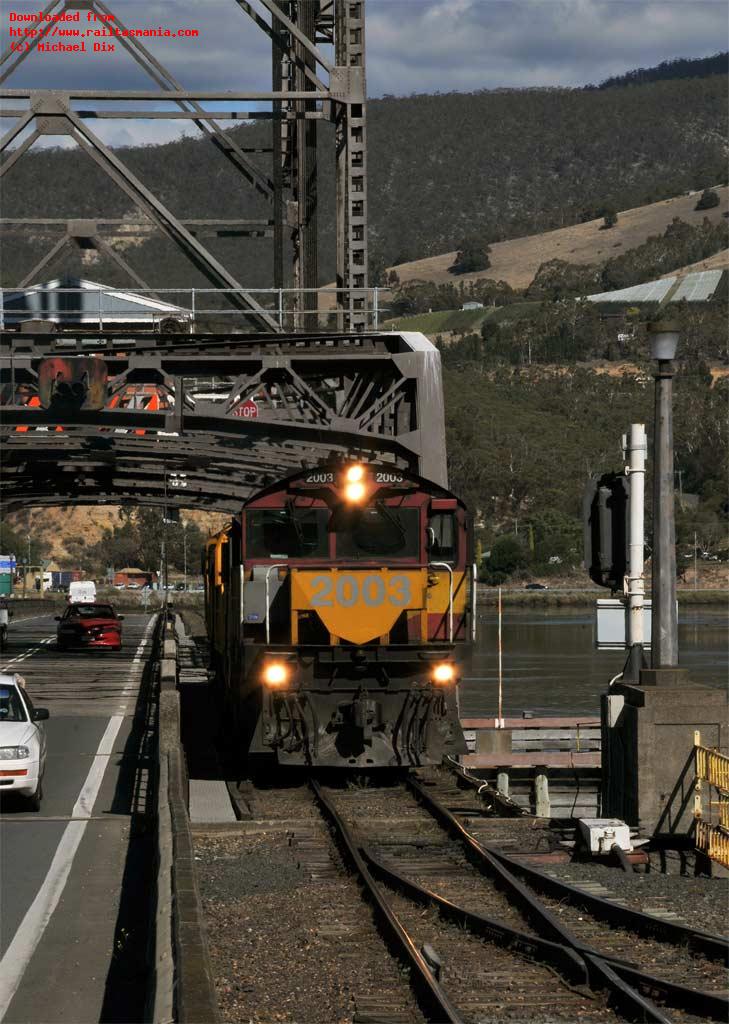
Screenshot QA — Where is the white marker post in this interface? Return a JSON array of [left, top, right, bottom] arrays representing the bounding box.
[[624, 423, 647, 681]]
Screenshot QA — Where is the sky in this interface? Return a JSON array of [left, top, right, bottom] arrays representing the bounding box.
[[0, 0, 726, 148]]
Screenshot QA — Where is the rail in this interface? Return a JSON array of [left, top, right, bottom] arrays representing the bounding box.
[[694, 732, 729, 869], [310, 779, 464, 1024], [410, 772, 729, 1022]]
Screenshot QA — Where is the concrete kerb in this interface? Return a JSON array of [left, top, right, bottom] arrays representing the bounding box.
[[148, 610, 220, 1024]]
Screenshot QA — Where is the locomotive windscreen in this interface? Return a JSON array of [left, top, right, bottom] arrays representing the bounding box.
[[335, 506, 419, 559], [246, 508, 329, 559]]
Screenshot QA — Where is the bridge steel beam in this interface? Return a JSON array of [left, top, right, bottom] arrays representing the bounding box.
[[0, 328, 447, 513]]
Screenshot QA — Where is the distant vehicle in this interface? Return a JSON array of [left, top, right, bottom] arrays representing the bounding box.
[[0, 673, 49, 810], [525, 583, 548, 590], [68, 580, 96, 603], [56, 603, 124, 652]]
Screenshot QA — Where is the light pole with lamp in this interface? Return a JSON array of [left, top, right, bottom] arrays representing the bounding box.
[[646, 320, 680, 671]]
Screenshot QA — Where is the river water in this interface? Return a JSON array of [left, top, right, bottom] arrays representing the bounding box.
[[460, 606, 728, 719]]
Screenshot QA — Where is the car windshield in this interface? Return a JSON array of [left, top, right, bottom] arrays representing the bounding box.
[[246, 508, 329, 559], [66, 604, 115, 619], [0, 686, 27, 723], [336, 506, 420, 559]]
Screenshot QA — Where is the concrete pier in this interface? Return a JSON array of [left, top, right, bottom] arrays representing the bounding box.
[[602, 672, 728, 835]]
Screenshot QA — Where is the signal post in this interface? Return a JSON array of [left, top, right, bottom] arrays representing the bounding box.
[[595, 324, 728, 848]]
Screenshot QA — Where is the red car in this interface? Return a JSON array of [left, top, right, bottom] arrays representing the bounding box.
[[56, 603, 124, 652]]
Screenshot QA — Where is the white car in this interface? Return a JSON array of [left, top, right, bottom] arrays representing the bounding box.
[[0, 674, 49, 810]]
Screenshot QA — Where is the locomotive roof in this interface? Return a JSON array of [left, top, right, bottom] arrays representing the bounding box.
[[243, 463, 465, 508]]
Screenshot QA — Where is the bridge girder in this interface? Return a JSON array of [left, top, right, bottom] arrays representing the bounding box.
[[0, 329, 447, 513]]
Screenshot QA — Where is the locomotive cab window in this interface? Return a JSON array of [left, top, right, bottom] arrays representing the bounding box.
[[246, 508, 328, 559], [428, 512, 457, 563], [336, 506, 419, 560]]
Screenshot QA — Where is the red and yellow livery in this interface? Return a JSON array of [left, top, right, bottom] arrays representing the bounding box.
[[205, 462, 474, 767]]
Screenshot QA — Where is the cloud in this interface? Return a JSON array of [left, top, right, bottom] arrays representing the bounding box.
[[1, 0, 725, 148], [366, 0, 727, 94]]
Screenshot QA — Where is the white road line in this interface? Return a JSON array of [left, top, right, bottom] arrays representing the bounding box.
[[0, 637, 54, 673], [0, 618, 156, 1020]]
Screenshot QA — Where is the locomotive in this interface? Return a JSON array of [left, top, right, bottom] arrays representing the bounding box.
[[204, 462, 475, 768]]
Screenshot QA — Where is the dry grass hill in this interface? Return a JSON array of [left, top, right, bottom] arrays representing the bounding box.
[[658, 246, 729, 278], [9, 506, 228, 566], [389, 186, 729, 291]]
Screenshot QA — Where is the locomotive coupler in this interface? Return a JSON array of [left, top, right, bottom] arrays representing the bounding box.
[[334, 692, 381, 745]]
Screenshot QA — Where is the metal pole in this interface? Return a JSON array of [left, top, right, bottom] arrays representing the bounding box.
[[497, 586, 504, 728], [624, 423, 647, 681], [694, 531, 698, 591], [163, 467, 168, 606], [649, 323, 679, 667], [183, 522, 187, 592]]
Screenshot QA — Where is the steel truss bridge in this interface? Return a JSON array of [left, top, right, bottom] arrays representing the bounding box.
[[0, 328, 447, 513], [0, 2, 447, 518]]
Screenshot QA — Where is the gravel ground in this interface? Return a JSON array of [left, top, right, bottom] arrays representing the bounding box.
[[195, 829, 422, 1024], [548, 858, 729, 937]]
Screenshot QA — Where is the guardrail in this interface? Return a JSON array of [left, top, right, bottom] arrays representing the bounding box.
[[146, 610, 219, 1024], [694, 732, 729, 870], [1, 285, 394, 333]]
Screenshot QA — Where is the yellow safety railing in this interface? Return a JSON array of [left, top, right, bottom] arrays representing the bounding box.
[[695, 743, 729, 793], [694, 731, 729, 869], [696, 820, 729, 869]]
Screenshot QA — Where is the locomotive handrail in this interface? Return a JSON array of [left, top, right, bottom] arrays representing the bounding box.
[[428, 561, 453, 642], [264, 563, 288, 643]]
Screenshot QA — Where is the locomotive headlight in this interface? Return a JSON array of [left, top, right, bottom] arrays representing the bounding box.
[[344, 480, 366, 503], [431, 662, 456, 685], [262, 662, 289, 688], [345, 463, 365, 483]]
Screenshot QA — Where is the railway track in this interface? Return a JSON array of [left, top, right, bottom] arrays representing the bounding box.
[[308, 770, 728, 1024]]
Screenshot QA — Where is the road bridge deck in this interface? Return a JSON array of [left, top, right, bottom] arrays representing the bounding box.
[[0, 613, 157, 1023]]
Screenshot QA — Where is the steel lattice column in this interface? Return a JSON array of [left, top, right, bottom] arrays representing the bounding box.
[[335, 0, 368, 331], [291, 1, 319, 331]]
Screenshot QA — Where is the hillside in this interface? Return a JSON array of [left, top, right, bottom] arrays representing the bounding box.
[[659, 247, 729, 278], [8, 506, 228, 567], [1, 66, 727, 288], [389, 187, 729, 291]]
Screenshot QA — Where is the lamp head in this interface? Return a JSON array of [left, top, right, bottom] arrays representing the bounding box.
[[647, 320, 679, 361]]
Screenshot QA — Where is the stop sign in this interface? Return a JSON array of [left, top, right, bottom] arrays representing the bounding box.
[[233, 399, 258, 419]]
